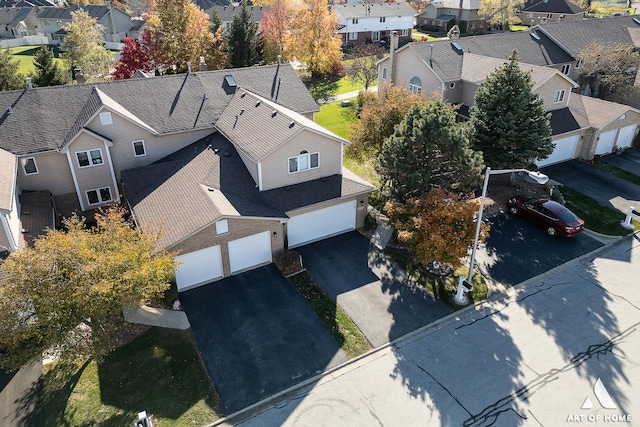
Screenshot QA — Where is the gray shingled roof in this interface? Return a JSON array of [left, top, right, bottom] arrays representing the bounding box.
[[208, 4, 269, 22], [35, 5, 117, 20], [548, 107, 580, 135], [0, 6, 38, 28], [0, 64, 318, 156], [334, 2, 417, 19], [522, 0, 584, 14], [568, 93, 640, 129]]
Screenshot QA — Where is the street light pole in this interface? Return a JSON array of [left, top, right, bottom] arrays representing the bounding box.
[[454, 167, 549, 305]]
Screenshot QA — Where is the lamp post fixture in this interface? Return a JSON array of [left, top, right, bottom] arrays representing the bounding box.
[[453, 167, 549, 305]]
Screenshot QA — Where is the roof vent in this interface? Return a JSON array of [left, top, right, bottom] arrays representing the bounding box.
[[239, 109, 244, 115], [240, 92, 246, 98], [255, 101, 261, 107], [7, 107, 12, 114], [207, 187, 215, 192], [26, 77, 33, 89], [289, 121, 295, 128], [224, 74, 237, 88], [530, 32, 541, 41], [451, 41, 463, 53], [271, 110, 277, 117]]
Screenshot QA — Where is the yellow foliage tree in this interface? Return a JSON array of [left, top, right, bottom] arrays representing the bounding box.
[[478, 0, 524, 29]]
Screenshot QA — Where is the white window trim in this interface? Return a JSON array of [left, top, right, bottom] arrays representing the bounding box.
[[561, 64, 571, 75], [86, 187, 112, 205], [372, 31, 380, 41], [401, 28, 410, 36], [21, 157, 38, 175], [380, 17, 386, 23], [409, 84, 422, 94], [132, 140, 146, 157], [352, 18, 358, 24], [99, 112, 113, 125], [575, 58, 583, 68], [382, 67, 388, 80], [349, 32, 358, 40], [554, 89, 566, 104], [76, 149, 104, 168], [288, 151, 320, 174], [216, 219, 229, 235]]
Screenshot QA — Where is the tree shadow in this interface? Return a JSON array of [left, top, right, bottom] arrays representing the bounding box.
[[41, 359, 90, 427], [306, 78, 340, 102]]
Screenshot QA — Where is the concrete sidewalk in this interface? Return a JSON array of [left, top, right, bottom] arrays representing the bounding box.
[[122, 305, 190, 330]]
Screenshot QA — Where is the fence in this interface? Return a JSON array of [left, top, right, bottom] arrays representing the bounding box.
[[0, 35, 50, 49]]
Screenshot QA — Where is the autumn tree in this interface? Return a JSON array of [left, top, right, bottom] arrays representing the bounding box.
[[386, 188, 489, 268], [377, 98, 484, 202], [478, 0, 524, 30], [469, 52, 552, 172], [225, 1, 263, 67], [63, 9, 114, 80], [0, 48, 23, 91], [287, 0, 342, 77], [346, 43, 384, 90], [261, 0, 291, 63], [0, 208, 176, 371], [113, 37, 150, 80], [577, 42, 640, 99], [347, 83, 425, 160], [31, 46, 69, 87]]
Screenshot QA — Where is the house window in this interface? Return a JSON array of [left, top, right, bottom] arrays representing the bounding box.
[[99, 112, 113, 125], [575, 58, 583, 68], [76, 149, 103, 168], [216, 219, 229, 235], [546, 14, 553, 19], [56, 20, 62, 26], [289, 150, 319, 173], [382, 67, 388, 80], [401, 28, 410, 36], [555, 89, 566, 103], [21, 157, 38, 175], [561, 64, 571, 75], [380, 17, 386, 23], [372, 31, 380, 41], [352, 18, 359, 24], [349, 32, 358, 40], [86, 187, 112, 205], [409, 76, 422, 94], [132, 140, 146, 157]]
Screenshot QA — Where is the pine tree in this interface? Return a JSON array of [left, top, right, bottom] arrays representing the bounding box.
[[377, 98, 484, 202], [469, 52, 553, 169], [0, 48, 23, 91], [31, 46, 69, 87], [225, 2, 263, 67]]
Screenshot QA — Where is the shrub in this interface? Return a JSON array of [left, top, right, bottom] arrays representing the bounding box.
[[274, 249, 303, 276]]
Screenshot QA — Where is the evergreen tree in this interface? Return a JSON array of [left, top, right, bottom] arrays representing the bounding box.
[[469, 52, 553, 170], [31, 46, 69, 87], [225, 2, 263, 67], [0, 48, 23, 91], [377, 98, 484, 202]]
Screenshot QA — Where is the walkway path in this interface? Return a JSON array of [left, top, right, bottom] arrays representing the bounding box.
[[122, 305, 190, 330]]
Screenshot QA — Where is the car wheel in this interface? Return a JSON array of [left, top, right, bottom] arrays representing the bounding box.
[[547, 227, 556, 236], [509, 206, 518, 215]]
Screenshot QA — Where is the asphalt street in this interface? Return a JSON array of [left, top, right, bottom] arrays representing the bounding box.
[[223, 234, 640, 427]]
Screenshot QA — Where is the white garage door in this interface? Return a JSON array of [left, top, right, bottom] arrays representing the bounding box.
[[595, 129, 617, 155], [536, 135, 579, 168], [616, 125, 636, 149], [175, 245, 223, 291], [228, 231, 272, 274], [287, 200, 356, 248]]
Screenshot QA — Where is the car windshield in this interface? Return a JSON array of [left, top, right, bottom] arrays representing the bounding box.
[[557, 209, 578, 223]]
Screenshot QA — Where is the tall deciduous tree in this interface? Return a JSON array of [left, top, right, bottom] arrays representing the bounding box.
[[225, 1, 263, 67], [287, 0, 342, 77], [113, 37, 150, 79], [377, 98, 484, 202], [0, 48, 23, 91], [385, 187, 489, 268], [63, 10, 114, 80], [469, 52, 552, 171], [0, 208, 176, 371], [31, 46, 69, 87], [577, 42, 640, 99], [261, 0, 291, 63], [346, 43, 384, 90], [348, 83, 425, 160], [478, 0, 523, 30]]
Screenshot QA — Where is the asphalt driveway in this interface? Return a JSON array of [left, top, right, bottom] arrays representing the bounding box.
[[296, 232, 452, 348], [542, 159, 640, 214], [180, 264, 347, 414]]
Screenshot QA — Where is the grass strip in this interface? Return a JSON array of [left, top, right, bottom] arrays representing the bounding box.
[[596, 162, 640, 186], [288, 272, 371, 359]]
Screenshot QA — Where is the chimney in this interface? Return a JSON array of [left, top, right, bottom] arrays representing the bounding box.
[[26, 77, 33, 89], [187, 61, 192, 73], [389, 31, 399, 84], [277, 54, 281, 64], [74, 68, 86, 84], [199, 56, 207, 71]]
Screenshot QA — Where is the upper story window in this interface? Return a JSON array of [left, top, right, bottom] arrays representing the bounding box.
[[56, 19, 62, 26], [132, 140, 146, 157], [380, 17, 386, 23], [99, 112, 113, 125], [76, 149, 103, 168], [382, 67, 388, 80], [352, 18, 359, 24], [409, 76, 422, 94], [401, 28, 410, 36], [349, 32, 358, 40], [289, 150, 319, 173], [555, 89, 566, 103], [575, 58, 583, 68], [86, 187, 112, 205], [216, 219, 229, 235], [21, 157, 38, 175], [546, 13, 553, 19], [561, 64, 571, 75]]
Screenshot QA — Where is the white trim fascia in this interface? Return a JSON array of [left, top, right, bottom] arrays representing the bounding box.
[[257, 161, 263, 191], [0, 212, 17, 251], [340, 143, 344, 175], [103, 140, 121, 203], [64, 150, 86, 211]]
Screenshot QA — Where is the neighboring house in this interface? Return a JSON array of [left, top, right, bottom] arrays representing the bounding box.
[[36, 5, 134, 45], [378, 34, 640, 168], [0, 0, 54, 7], [518, 0, 585, 25], [207, 4, 269, 31], [0, 64, 375, 290], [416, 0, 486, 34], [0, 6, 41, 38], [334, 2, 415, 46]]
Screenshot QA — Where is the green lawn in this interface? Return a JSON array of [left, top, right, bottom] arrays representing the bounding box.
[[7, 45, 65, 76], [315, 100, 357, 139], [43, 327, 223, 427], [288, 272, 372, 358]]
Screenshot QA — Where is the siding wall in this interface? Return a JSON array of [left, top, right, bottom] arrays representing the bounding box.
[[170, 217, 285, 278], [68, 133, 116, 209], [235, 147, 259, 185], [260, 130, 343, 191], [390, 49, 443, 96], [537, 74, 572, 111], [17, 151, 75, 195]]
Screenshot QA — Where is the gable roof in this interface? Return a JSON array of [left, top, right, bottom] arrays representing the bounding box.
[[334, 2, 417, 19], [0, 6, 39, 28], [35, 4, 123, 20], [216, 89, 348, 162], [208, 4, 269, 22], [0, 64, 318, 156], [0, 0, 53, 6], [0, 148, 16, 212], [568, 93, 640, 129], [521, 0, 584, 14]]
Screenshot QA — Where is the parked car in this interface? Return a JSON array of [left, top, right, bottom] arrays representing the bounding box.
[[508, 196, 585, 237]]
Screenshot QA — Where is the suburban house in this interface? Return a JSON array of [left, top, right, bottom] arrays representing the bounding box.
[[0, 6, 41, 39], [0, 64, 375, 291], [207, 4, 269, 31], [415, 0, 487, 34], [334, 2, 415, 46], [378, 34, 640, 167], [517, 0, 585, 25]]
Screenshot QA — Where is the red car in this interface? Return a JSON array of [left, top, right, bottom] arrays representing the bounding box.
[[508, 196, 585, 237]]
